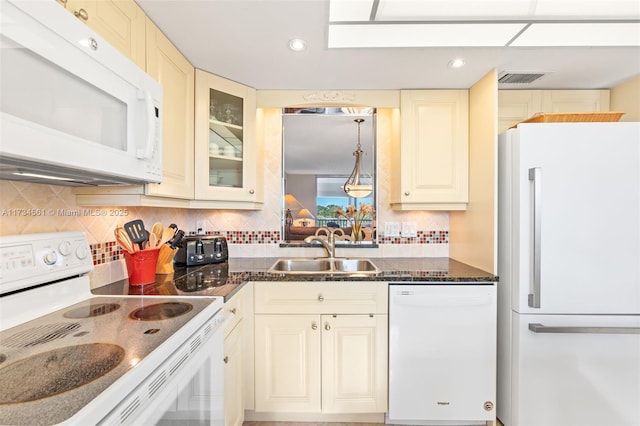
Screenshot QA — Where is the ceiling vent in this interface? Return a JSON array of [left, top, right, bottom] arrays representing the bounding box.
[[498, 72, 547, 84]]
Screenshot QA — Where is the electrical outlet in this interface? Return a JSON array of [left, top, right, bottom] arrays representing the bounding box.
[[384, 222, 400, 237], [402, 222, 417, 237], [196, 220, 206, 235]]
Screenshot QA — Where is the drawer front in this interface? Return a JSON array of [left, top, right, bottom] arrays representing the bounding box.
[[223, 291, 243, 337], [254, 282, 388, 314]]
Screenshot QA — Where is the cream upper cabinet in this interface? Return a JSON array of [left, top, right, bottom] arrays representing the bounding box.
[[253, 282, 388, 415], [60, 0, 146, 69], [194, 69, 262, 209], [392, 90, 469, 211], [145, 18, 195, 199], [498, 89, 610, 133]]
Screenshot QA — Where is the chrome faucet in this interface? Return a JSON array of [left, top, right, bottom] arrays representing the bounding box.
[[304, 227, 337, 259]]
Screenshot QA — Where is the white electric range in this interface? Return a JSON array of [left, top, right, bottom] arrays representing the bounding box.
[[0, 232, 225, 425]]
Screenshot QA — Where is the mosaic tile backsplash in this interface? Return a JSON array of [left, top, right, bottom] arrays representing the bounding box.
[[88, 229, 448, 265]]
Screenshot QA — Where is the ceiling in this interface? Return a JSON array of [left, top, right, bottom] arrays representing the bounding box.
[[283, 109, 375, 176], [137, 0, 640, 90]]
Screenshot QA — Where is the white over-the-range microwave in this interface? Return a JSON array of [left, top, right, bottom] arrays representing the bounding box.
[[0, 0, 163, 186]]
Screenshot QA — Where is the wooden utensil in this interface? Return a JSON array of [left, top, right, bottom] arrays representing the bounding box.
[[148, 232, 158, 248], [123, 219, 147, 250], [151, 222, 164, 243], [114, 226, 135, 253], [159, 227, 175, 246]]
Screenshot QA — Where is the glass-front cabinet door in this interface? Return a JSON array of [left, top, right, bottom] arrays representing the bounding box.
[[194, 69, 262, 209]]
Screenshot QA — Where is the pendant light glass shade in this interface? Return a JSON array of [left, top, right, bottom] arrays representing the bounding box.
[[343, 118, 372, 198]]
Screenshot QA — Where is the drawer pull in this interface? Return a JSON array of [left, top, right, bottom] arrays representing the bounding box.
[[223, 356, 229, 364], [74, 8, 89, 20], [318, 294, 324, 302], [230, 308, 237, 315]]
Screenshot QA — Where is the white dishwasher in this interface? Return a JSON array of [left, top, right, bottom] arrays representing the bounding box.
[[387, 283, 497, 426]]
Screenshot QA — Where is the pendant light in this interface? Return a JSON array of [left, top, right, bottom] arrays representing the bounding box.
[[343, 118, 372, 198]]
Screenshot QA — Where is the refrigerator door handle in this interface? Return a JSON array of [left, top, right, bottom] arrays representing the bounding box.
[[528, 167, 542, 308], [528, 323, 640, 334]]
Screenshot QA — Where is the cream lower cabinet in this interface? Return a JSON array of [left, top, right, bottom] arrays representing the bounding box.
[[223, 284, 253, 426], [254, 282, 388, 415], [224, 320, 244, 426], [321, 314, 388, 413], [391, 90, 469, 211]]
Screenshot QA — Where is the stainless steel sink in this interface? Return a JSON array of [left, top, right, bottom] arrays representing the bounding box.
[[332, 258, 379, 273], [268, 258, 380, 275], [268, 258, 332, 273]]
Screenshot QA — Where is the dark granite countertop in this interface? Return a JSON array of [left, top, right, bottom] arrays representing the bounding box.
[[92, 257, 497, 301]]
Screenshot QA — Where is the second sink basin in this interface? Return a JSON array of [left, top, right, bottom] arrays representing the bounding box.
[[333, 258, 379, 273], [268, 258, 380, 275]]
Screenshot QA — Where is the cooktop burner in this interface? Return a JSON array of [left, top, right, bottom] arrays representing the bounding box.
[[64, 303, 121, 319], [129, 302, 193, 321], [0, 343, 125, 404]]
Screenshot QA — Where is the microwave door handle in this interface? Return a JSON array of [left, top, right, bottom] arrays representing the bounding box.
[[136, 89, 156, 159]]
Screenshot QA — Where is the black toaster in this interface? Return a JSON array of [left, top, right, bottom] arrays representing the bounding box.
[[174, 235, 228, 266]]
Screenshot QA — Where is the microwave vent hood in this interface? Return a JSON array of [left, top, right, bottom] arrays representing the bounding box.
[[0, 156, 147, 187], [0, 0, 163, 188]]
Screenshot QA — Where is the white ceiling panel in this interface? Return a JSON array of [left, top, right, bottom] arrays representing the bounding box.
[[512, 23, 640, 46], [329, 0, 374, 22], [533, 0, 640, 19], [375, 0, 533, 21], [328, 23, 526, 47]]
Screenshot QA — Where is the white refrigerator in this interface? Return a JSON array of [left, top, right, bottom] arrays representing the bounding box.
[[497, 122, 640, 426]]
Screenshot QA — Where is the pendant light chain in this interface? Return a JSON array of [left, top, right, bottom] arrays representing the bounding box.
[[355, 118, 363, 150], [343, 118, 372, 198]]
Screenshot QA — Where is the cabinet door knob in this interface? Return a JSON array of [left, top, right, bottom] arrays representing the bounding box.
[[324, 323, 331, 331], [404, 191, 410, 196], [223, 356, 229, 364], [249, 189, 255, 194], [318, 294, 324, 302], [74, 8, 89, 20], [311, 321, 318, 330], [230, 307, 237, 315]]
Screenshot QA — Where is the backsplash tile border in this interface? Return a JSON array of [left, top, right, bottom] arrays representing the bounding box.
[[89, 229, 449, 265], [91, 241, 123, 265]]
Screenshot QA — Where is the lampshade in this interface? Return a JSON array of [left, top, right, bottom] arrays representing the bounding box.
[[284, 193, 302, 212], [343, 118, 373, 198], [296, 208, 315, 219], [296, 207, 315, 227]]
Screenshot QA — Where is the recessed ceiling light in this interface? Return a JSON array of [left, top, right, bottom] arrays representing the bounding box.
[[288, 38, 307, 51], [448, 58, 466, 68]]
